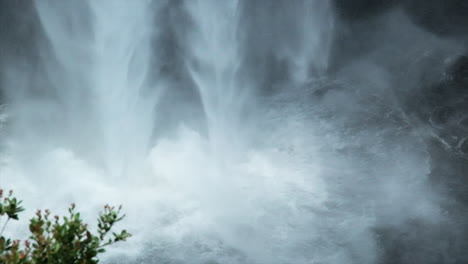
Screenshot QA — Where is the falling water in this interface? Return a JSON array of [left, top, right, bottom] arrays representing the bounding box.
[[32, 1, 157, 179], [184, 1, 244, 149], [1, 0, 466, 263]]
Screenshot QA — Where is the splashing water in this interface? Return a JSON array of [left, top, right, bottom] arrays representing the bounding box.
[[0, 1, 444, 263]]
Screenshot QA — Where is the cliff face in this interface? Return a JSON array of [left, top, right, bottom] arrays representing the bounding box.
[[334, 0, 468, 37], [333, 1, 468, 263], [0, 0, 43, 105], [333, 0, 468, 160]]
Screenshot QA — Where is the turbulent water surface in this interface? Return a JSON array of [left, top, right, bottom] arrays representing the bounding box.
[[1, 1, 468, 263]]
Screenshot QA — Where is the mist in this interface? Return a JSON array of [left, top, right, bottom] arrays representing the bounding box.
[[1, 1, 467, 263]]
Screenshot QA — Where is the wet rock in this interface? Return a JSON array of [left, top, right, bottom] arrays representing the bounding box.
[[403, 0, 468, 37], [333, 0, 399, 20]]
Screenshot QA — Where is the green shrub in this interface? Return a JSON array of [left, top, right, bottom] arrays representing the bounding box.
[[0, 189, 130, 264]]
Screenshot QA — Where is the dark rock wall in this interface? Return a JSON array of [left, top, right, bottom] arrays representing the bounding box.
[[333, 1, 468, 263]]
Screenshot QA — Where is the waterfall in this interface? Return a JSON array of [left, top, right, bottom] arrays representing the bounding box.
[[29, 1, 156, 179], [1, 1, 463, 263], [184, 0, 245, 155]]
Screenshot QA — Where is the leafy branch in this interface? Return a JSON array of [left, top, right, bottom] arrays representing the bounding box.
[[0, 189, 131, 264]]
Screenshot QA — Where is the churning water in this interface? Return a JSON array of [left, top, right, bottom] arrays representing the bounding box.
[[1, 1, 467, 263]]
